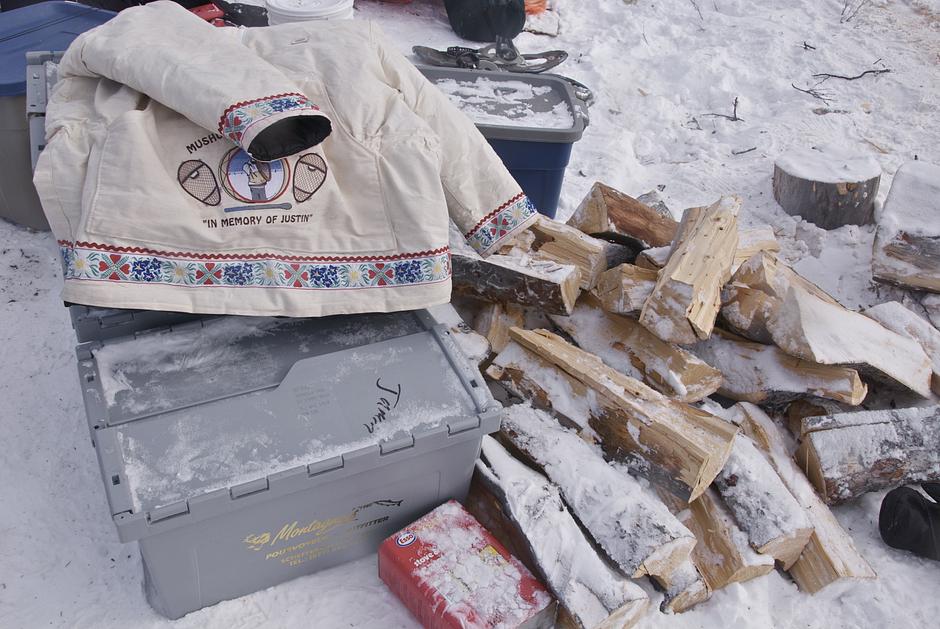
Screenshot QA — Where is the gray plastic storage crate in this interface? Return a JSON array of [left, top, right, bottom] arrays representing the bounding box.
[[77, 308, 502, 619], [69, 304, 204, 343]]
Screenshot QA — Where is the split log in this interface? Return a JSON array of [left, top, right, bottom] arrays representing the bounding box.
[[488, 328, 738, 501], [736, 403, 876, 592], [549, 297, 722, 403], [658, 488, 774, 592], [795, 404, 940, 504], [639, 196, 740, 344], [713, 433, 813, 568], [496, 227, 537, 256], [472, 302, 527, 355], [734, 226, 781, 269], [473, 437, 650, 629], [590, 264, 657, 315], [637, 226, 780, 273], [921, 293, 940, 330], [451, 251, 581, 315], [768, 287, 934, 397], [733, 251, 840, 307], [872, 161, 940, 292], [688, 329, 867, 405], [569, 182, 678, 248], [864, 301, 940, 395], [499, 405, 696, 581], [719, 284, 779, 344], [773, 146, 881, 229], [655, 559, 711, 614], [635, 246, 670, 270], [530, 217, 610, 290]]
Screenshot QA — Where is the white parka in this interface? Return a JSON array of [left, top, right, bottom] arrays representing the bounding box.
[[34, 1, 538, 317]]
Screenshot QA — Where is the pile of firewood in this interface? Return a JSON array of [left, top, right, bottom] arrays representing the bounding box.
[[440, 181, 940, 627]]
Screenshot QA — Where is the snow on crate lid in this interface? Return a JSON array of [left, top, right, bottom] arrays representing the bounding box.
[[0, 2, 114, 97], [86, 313, 479, 514], [418, 66, 587, 144]]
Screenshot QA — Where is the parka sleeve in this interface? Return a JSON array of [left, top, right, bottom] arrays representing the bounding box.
[[57, 1, 331, 162], [370, 24, 539, 257]]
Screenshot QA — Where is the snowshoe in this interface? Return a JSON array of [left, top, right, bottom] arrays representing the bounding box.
[[413, 37, 567, 74]]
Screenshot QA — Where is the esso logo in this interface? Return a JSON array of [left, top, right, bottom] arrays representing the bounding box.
[[396, 531, 416, 547]]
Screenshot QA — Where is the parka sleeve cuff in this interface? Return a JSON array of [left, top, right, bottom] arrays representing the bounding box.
[[219, 93, 332, 162], [464, 193, 540, 257]]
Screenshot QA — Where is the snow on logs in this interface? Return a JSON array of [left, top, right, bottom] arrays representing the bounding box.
[[549, 297, 722, 403], [773, 146, 881, 229], [736, 403, 876, 592], [872, 161, 940, 292], [470, 437, 650, 629], [639, 196, 741, 345], [863, 301, 940, 395], [486, 327, 739, 502], [795, 404, 940, 504], [498, 405, 697, 582], [688, 329, 867, 406], [712, 433, 813, 568], [590, 263, 657, 316]]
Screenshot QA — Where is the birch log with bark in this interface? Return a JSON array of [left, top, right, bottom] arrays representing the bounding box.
[[487, 328, 738, 501], [657, 487, 774, 592], [872, 161, 940, 292], [736, 403, 876, 592], [498, 405, 696, 582], [713, 434, 814, 568], [688, 329, 867, 405], [795, 405, 940, 504], [639, 196, 740, 344], [471, 437, 650, 629]]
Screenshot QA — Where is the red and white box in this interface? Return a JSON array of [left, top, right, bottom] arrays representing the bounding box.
[[378, 500, 556, 629]]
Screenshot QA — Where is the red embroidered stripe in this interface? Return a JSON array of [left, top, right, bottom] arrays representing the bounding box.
[[217, 92, 314, 135], [463, 192, 527, 239], [59, 241, 449, 264]]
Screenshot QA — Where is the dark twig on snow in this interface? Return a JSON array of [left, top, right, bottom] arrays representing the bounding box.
[[702, 96, 744, 122], [791, 83, 834, 104], [732, 147, 757, 156], [812, 68, 891, 82], [803, 41, 817, 50], [689, 0, 704, 20]]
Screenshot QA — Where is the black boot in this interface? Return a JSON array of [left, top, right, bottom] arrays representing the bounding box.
[[879, 483, 940, 561]]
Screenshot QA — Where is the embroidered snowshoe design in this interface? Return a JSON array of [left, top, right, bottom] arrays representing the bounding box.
[[293, 153, 328, 203], [177, 160, 221, 206]]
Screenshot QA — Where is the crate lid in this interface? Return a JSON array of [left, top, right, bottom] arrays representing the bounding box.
[[79, 311, 492, 526], [418, 65, 589, 144], [0, 2, 114, 97]]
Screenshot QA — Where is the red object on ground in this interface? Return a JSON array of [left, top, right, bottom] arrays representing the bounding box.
[[525, 0, 547, 15], [378, 500, 556, 629], [190, 3, 225, 21]]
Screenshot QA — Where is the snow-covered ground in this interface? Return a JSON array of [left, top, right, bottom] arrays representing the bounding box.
[[2, 0, 940, 627]]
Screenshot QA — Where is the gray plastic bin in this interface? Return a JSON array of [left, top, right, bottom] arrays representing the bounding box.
[[77, 308, 502, 619], [68, 304, 205, 343]]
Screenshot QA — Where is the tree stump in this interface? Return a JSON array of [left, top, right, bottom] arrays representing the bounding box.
[[773, 146, 881, 229]]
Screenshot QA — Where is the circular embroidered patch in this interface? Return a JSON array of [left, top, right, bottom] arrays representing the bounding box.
[[219, 147, 290, 204]]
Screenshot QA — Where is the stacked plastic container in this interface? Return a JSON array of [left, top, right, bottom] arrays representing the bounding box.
[[265, 0, 354, 24]]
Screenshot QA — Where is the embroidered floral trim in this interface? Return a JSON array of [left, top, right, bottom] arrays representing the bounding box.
[[218, 93, 320, 144], [465, 193, 538, 255], [60, 243, 451, 290]]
